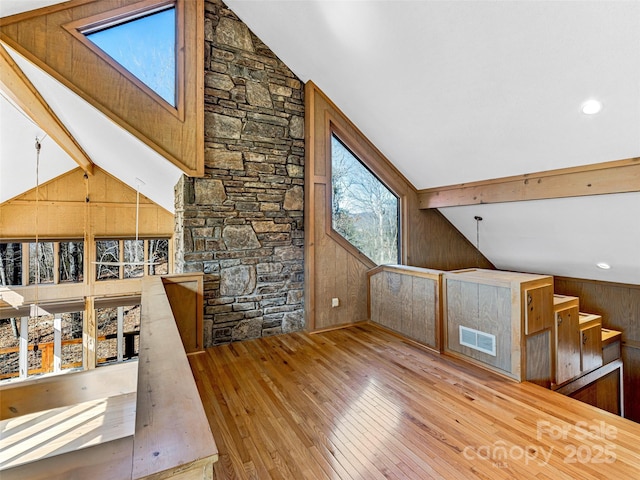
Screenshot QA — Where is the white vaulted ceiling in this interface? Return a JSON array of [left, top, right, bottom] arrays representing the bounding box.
[[2, 1, 640, 283], [225, 0, 640, 284]]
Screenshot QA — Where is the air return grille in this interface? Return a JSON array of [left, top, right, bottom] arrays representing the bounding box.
[[459, 326, 496, 356]]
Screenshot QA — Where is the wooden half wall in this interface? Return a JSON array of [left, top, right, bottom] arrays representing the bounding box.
[[304, 82, 492, 331]]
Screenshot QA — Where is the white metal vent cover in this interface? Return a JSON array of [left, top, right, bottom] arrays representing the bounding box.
[[459, 326, 496, 356]]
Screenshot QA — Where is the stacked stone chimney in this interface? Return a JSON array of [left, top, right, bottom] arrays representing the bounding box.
[[175, 0, 304, 346]]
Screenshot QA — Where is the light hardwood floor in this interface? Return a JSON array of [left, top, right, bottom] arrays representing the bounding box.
[[189, 323, 640, 479]]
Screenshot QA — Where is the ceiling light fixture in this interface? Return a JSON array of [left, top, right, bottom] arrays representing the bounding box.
[[596, 262, 611, 270], [581, 99, 602, 115]]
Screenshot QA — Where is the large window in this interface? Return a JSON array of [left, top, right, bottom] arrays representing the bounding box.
[[1, 241, 84, 286], [331, 134, 400, 265], [1, 238, 169, 285], [95, 238, 170, 280], [0, 310, 84, 381], [0, 303, 140, 382]]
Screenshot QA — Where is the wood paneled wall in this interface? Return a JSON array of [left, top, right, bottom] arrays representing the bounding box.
[[368, 266, 442, 352], [304, 82, 492, 331], [0, 167, 173, 239], [554, 276, 640, 422]]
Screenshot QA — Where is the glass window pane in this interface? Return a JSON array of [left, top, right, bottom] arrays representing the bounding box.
[[29, 313, 54, 376], [0, 243, 23, 286], [96, 240, 120, 280], [0, 318, 20, 381], [331, 134, 399, 265], [61, 312, 83, 370], [124, 240, 144, 278], [96, 304, 140, 366], [96, 307, 118, 365], [85, 7, 176, 105], [148, 239, 169, 275], [29, 242, 55, 284], [59, 241, 84, 283], [124, 304, 141, 359]]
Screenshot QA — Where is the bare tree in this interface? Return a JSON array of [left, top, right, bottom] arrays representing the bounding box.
[[148, 239, 169, 275], [29, 242, 55, 284], [59, 242, 83, 283], [96, 240, 119, 280], [124, 240, 144, 278], [331, 136, 399, 265], [0, 243, 22, 286]]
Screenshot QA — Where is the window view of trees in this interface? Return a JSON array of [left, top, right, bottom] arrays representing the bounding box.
[[96, 240, 120, 280], [0, 312, 82, 380], [61, 312, 83, 369], [96, 238, 170, 280], [59, 241, 84, 283], [331, 134, 399, 265], [0, 236, 165, 382], [148, 239, 169, 275], [0, 243, 22, 286], [29, 242, 55, 284], [0, 318, 19, 380], [96, 304, 140, 365], [2, 239, 169, 284], [124, 240, 144, 278]]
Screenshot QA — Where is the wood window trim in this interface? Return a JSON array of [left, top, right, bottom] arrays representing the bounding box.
[[325, 117, 404, 268], [62, 0, 184, 120]]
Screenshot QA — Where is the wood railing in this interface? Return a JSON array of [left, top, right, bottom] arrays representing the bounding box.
[[1, 275, 217, 479]]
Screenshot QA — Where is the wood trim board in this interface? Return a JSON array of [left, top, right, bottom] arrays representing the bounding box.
[[418, 157, 640, 208]]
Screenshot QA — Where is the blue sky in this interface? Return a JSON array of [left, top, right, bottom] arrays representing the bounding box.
[[87, 7, 176, 105]]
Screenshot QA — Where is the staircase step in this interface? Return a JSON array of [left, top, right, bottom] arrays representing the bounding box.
[[553, 294, 579, 310], [578, 312, 602, 329]]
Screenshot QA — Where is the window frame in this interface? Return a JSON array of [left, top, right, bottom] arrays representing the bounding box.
[[327, 124, 403, 266], [1, 236, 172, 286], [0, 240, 87, 287], [94, 237, 172, 281], [0, 300, 141, 383]]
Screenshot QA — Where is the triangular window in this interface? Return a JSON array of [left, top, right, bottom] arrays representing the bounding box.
[[83, 5, 176, 106]]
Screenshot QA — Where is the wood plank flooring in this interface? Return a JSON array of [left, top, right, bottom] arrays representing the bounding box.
[[189, 323, 640, 479]]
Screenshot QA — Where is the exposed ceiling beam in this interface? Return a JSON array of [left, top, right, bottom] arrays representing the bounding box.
[[418, 157, 640, 209], [0, 42, 94, 175]]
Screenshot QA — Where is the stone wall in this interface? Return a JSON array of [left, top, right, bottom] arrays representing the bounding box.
[[174, 0, 305, 346]]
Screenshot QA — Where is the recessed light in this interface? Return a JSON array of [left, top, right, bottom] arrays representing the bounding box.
[[582, 99, 602, 115], [596, 262, 611, 270]]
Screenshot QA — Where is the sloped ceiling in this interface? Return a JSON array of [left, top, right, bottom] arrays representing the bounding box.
[[225, 0, 640, 284], [2, 1, 640, 284], [0, 92, 77, 202]]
